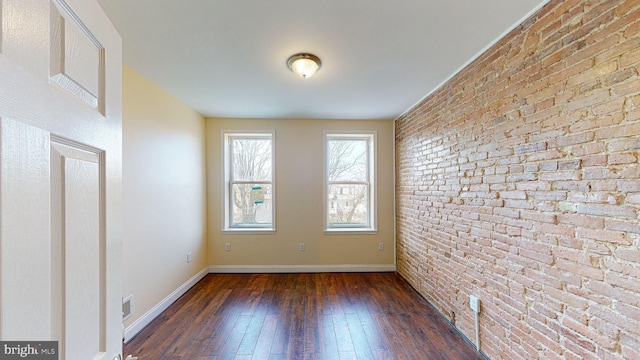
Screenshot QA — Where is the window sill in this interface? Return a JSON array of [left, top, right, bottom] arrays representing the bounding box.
[[222, 229, 276, 235], [324, 228, 378, 235]]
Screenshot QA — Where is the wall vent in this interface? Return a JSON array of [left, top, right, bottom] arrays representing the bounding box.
[[122, 295, 133, 321]]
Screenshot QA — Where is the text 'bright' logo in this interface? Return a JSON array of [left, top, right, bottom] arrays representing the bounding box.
[[0, 342, 57, 359]]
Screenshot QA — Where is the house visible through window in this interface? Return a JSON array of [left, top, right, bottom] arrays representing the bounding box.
[[223, 132, 274, 231], [325, 133, 376, 231]]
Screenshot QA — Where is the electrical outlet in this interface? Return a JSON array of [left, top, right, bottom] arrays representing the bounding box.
[[187, 252, 192, 263], [470, 295, 480, 313], [225, 243, 231, 252], [378, 242, 384, 251], [299, 243, 305, 251]]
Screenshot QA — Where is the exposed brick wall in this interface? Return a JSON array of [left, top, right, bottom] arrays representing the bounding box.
[[395, 1, 640, 359]]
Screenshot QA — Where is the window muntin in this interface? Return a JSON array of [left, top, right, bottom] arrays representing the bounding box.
[[224, 132, 274, 231], [325, 133, 376, 231]]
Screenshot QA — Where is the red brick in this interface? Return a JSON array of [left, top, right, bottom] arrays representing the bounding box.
[[597, 35, 640, 65], [576, 203, 636, 218], [484, 175, 506, 184], [559, 159, 582, 170], [515, 142, 547, 155], [566, 60, 618, 89], [615, 248, 640, 263], [581, 154, 608, 167], [576, 228, 631, 245], [568, 141, 607, 157], [526, 149, 565, 162], [604, 259, 640, 278], [537, 223, 575, 237], [547, 132, 595, 149], [515, 181, 550, 191], [621, 344, 640, 360], [605, 218, 640, 234], [620, 45, 640, 68], [627, 193, 640, 205], [595, 122, 640, 140], [587, 180, 618, 191], [521, 210, 556, 224], [520, 248, 555, 265], [567, 191, 619, 204], [609, 151, 638, 165], [582, 168, 621, 180], [611, 76, 640, 97], [539, 170, 580, 181], [563, 316, 615, 350], [615, 302, 640, 324], [558, 213, 604, 228], [504, 199, 535, 209], [540, 161, 558, 171], [620, 332, 640, 355], [499, 191, 527, 200], [606, 273, 640, 293], [395, 1, 640, 359], [608, 138, 640, 152]]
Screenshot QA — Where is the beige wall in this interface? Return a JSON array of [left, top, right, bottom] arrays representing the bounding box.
[[206, 118, 395, 268], [122, 66, 207, 329]]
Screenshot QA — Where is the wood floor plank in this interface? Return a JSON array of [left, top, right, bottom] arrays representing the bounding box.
[[124, 273, 484, 360], [218, 315, 252, 360], [371, 312, 412, 360], [356, 310, 387, 353], [332, 313, 355, 354], [317, 314, 337, 359], [252, 314, 278, 359], [269, 316, 288, 357], [180, 290, 233, 358], [237, 287, 273, 355], [344, 312, 374, 360], [303, 274, 320, 359]]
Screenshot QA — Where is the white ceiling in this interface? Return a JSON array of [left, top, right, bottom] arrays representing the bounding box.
[[97, 0, 548, 120]]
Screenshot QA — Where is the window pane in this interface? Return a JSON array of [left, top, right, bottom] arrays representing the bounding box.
[[328, 139, 367, 181], [231, 138, 272, 181], [231, 183, 273, 226], [327, 184, 368, 226]]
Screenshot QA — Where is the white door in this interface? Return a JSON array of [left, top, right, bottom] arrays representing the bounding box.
[[0, 0, 122, 359]]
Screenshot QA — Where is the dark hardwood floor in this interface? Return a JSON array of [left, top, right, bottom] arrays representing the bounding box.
[[124, 272, 484, 360]]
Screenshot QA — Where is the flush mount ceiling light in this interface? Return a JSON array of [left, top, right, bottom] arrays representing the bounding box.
[[287, 53, 321, 79]]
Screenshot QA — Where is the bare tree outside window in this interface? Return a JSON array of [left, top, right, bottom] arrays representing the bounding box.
[[225, 133, 274, 229], [328, 139, 366, 182], [326, 135, 373, 228]]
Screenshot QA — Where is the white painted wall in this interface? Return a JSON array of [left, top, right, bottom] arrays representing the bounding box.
[[206, 118, 395, 270], [122, 66, 207, 331]]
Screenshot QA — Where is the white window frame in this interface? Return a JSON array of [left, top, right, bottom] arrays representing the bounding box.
[[324, 132, 377, 233], [222, 131, 275, 233]]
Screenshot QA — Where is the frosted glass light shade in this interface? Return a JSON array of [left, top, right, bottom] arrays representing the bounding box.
[[287, 53, 321, 79]]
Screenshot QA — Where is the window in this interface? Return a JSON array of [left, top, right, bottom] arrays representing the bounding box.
[[223, 132, 274, 231], [325, 133, 376, 232]]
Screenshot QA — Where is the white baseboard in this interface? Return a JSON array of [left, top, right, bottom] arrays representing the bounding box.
[[123, 267, 208, 343], [208, 264, 396, 273]]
